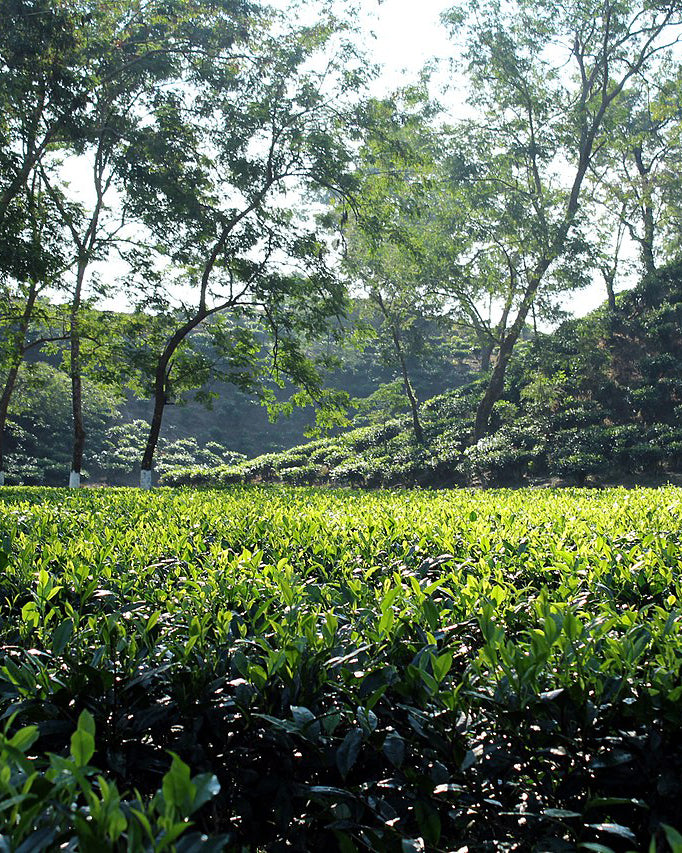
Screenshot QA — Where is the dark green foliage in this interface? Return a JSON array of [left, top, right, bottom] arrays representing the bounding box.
[[2, 296, 466, 484], [165, 260, 682, 490], [5, 362, 120, 484]]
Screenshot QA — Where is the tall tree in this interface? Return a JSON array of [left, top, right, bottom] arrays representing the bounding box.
[[443, 0, 682, 440], [0, 0, 94, 234], [344, 86, 581, 414], [38, 0, 255, 485], [589, 73, 682, 283], [119, 6, 366, 486], [342, 93, 440, 443], [345, 244, 431, 444], [0, 177, 68, 485]]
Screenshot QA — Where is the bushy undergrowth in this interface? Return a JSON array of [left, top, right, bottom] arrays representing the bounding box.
[[2, 485, 682, 850], [162, 395, 682, 489]]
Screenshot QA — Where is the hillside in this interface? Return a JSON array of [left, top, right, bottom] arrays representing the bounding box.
[[164, 262, 682, 489], [4, 308, 473, 485]]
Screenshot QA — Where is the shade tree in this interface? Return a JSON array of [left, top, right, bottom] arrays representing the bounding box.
[[117, 5, 368, 486], [587, 71, 682, 288], [0, 0, 96, 235], [442, 0, 682, 440], [33, 0, 259, 485]]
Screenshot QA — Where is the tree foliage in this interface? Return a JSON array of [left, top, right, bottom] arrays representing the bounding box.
[[443, 0, 682, 438]]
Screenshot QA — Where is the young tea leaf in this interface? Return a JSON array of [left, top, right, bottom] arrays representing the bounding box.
[[162, 753, 196, 813], [70, 710, 96, 767]]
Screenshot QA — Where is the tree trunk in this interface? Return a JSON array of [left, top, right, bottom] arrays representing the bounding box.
[[474, 278, 541, 441], [0, 285, 39, 482], [472, 133, 592, 441], [140, 359, 167, 488], [604, 270, 617, 313], [140, 312, 209, 486], [391, 326, 424, 444], [397, 346, 425, 445], [479, 340, 494, 373], [70, 258, 87, 486], [640, 230, 656, 278], [0, 362, 20, 483], [374, 292, 424, 444], [633, 146, 657, 278], [474, 335, 516, 441]]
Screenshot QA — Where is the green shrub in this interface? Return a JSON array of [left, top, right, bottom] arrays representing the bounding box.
[[280, 464, 320, 485], [551, 451, 604, 478], [461, 428, 540, 484]]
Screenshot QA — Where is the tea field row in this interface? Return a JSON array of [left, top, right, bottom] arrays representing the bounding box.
[[1, 485, 681, 851]]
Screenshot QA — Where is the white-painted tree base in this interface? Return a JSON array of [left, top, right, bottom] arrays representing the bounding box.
[[69, 471, 81, 488], [0, 472, 4, 487], [140, 469, 152, 490]]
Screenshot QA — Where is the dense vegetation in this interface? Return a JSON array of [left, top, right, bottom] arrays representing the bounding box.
[[1, 485, 682, 850], [165, 261, 682, 490], [3, 2, 682, 851], [3, 308, 466, 485], [3, 0, 682, 486]]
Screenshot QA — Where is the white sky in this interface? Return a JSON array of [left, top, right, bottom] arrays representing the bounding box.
[[359, 0, 455, 79]]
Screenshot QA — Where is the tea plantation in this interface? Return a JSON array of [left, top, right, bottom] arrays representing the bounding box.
[[1, 485, 682, 851]]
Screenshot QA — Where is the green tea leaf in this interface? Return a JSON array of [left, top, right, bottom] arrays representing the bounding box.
[[382, 731, 405, 768], [70, 711, 96, 767], [9, 725, 39, 753], [191, 773, 220, 813], [336, 729, 362, 780], [162, 753, 195, 812], [52, 619, 74, 655]]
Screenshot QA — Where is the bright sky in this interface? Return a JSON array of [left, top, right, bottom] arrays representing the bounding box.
[[359, 0, 455, 79]]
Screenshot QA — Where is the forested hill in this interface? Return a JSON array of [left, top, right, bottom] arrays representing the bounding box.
[[166, 261, 682, 489], [3, 307, 474, 485]]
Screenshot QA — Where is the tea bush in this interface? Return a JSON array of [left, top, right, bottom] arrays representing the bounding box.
[[1, 485, 682, 850]]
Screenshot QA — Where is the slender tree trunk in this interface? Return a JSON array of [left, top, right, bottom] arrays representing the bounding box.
[[0, 363, 20, 487], [69, 257, 87, 487], [472, 125, 595, 441], [0, 286, 39, 484], [633, 146, 657, 278], [604, 270, 617, 313], [138, 222, 242, 488], [41, 168, 99, 487], [391, 325, 424, 444], [374, 292, 424, 444], [640, 225, 656, 278], [474, 277, 541, 441], [602, 216, 625, 316], [140, 312, 208, 487], [140, 360, 168, 488]]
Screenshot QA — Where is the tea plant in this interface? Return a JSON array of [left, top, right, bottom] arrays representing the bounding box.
[[1, 485, 682, 850]]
